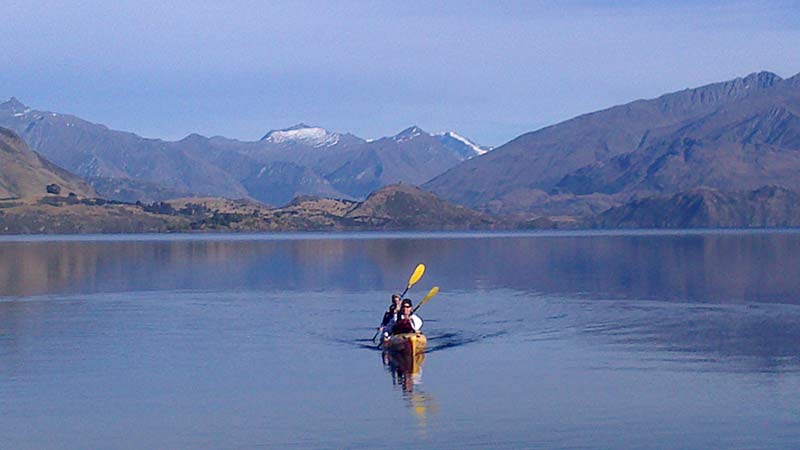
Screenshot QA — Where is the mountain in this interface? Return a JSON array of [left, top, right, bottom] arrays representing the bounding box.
[[596, 186, 800, 228], [425, 71, 796, 215], [317, 126, 468, 198], [0, 101, 487, 205], [556, 74, 800, 197], [0, 98, 247, 202], [0, 127, 94, 199], [260, 123, 352, 147], [178, 124, 476, 202], [248, 123, 369, 166], [240, 160, 346, 206]]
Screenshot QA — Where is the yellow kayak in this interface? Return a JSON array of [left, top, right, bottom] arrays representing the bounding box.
[[382, 332, 427, 355]]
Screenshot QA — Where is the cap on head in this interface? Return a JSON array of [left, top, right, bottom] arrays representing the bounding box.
[[401, 298, 413, 307]]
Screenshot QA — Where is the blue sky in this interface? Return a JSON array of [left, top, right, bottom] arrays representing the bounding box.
[[1, 1, 798, 146]]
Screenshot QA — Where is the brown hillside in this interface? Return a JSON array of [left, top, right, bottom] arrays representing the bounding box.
[[0, 127, 94, 199], [345, 184, 501, 230]]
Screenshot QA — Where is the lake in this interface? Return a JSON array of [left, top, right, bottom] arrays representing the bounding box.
[[1, 230, 800, 449]]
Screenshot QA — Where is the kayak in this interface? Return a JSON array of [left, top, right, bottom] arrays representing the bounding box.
[[382, 332, 427, 355]]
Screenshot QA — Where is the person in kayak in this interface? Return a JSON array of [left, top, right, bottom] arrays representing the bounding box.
[[377, 294, 402, 338], [391, 298, 423, 334]]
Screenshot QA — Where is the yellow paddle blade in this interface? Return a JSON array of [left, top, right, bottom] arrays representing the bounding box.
[[414, 286, 439, 312], [407, 263, 425, 289]]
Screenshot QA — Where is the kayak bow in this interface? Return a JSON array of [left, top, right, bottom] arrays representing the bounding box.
[[382, 332, 427, 355]]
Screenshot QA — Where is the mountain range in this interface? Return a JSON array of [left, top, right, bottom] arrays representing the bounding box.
[[2, 69, 800, 231], [0, 99, 488, 206]]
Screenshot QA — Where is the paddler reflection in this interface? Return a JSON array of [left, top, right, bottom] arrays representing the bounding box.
[[382, 343, 438, 428], [383, 344, 426, 392]]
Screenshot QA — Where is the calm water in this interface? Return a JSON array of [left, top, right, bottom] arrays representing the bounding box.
[[2, 230, 800, 449]]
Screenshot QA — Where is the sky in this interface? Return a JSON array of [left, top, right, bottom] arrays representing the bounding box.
[[1, 0, 799, 147]]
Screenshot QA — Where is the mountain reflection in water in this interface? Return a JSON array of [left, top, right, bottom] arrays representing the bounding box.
[[3, 231, 799, 304]]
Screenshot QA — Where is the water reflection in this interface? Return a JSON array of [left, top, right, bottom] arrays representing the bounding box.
[[2, 232, 799, 303], [381, 350, 437, 430]]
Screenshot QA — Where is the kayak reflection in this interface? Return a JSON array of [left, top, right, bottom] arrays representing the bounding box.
[[383, 347, 425, 391], [382, 346, 438, 429]]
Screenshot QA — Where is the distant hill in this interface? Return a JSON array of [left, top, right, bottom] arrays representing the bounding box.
[[425, 71, 800, 216], [0, 184, 506, 234], [0, 127, 94, 199], [0, 100, 489, 205], [596, 186, 800, 228], [344, 184, 501, 230]]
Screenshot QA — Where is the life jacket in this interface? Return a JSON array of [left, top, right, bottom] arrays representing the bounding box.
[[391, 314, 422, 334], [391, 318, 415, 334]]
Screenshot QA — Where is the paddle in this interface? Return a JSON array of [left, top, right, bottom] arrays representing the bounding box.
[[412, 286, 439, 314], [372, 264, 426, 342], [401, 263, 426, 298]]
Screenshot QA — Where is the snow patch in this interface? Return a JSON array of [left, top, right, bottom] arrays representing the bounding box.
[[440, 131, 488, 156], [264, 126, 340, 147]]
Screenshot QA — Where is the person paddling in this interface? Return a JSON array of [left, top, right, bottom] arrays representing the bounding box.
[[391, 298, 423, 334], [377, 294, 402, 338]]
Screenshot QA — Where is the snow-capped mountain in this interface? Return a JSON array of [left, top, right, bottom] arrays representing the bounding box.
[[435, 131, 492, 160], [392, 125, 425, 143], [260, 124, 341, 148], [0, 98, 493, 205]]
